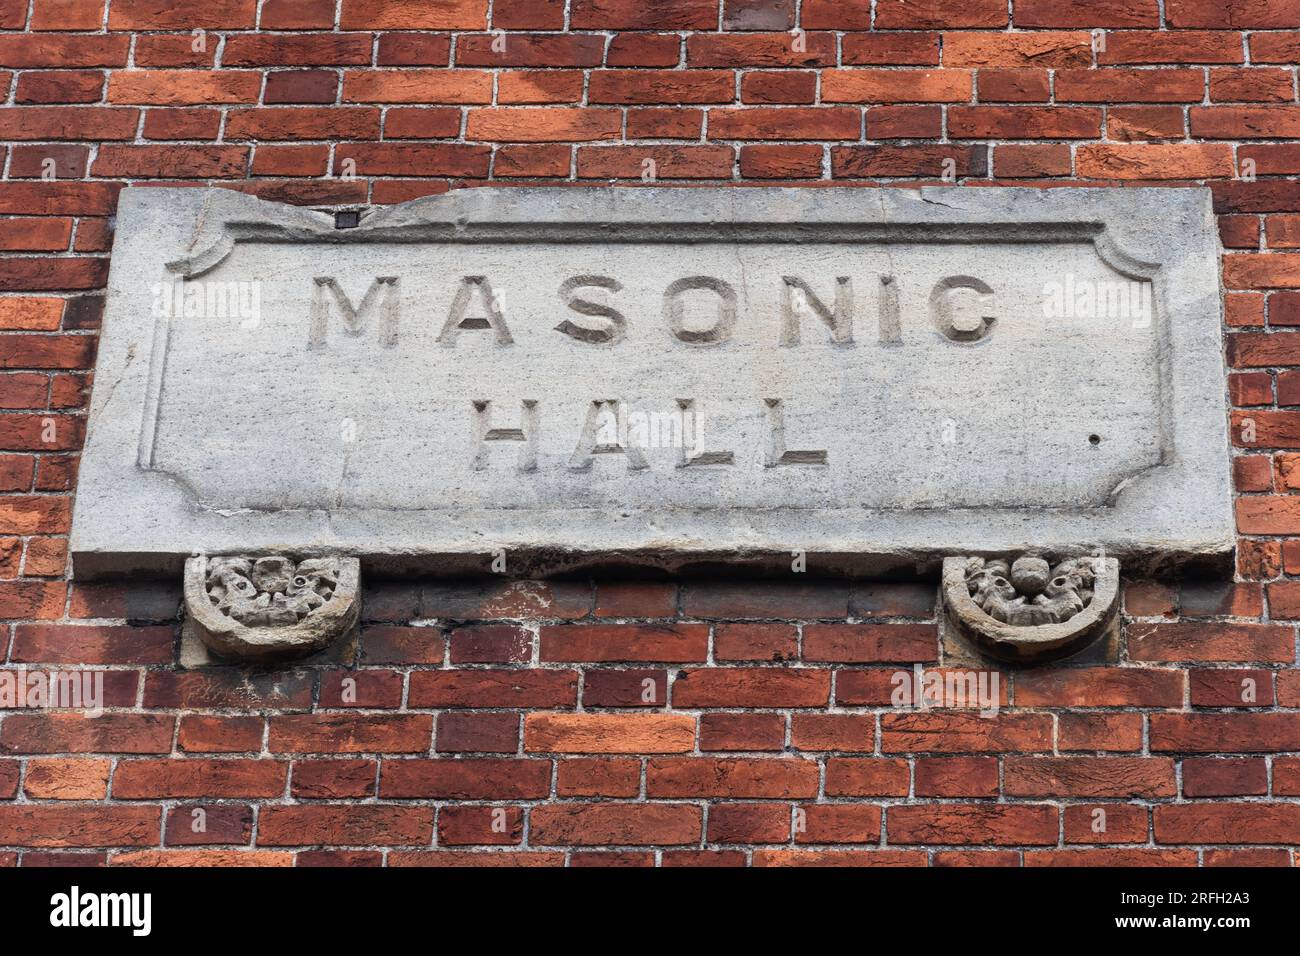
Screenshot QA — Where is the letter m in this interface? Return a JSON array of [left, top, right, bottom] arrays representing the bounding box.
[[309, 276, 399, 349]]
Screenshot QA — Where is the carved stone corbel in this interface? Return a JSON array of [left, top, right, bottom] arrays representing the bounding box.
[[941, 554, 1119, 665], [183, 554, 360, 662]]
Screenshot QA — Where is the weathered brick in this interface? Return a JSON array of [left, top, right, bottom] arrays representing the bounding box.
[[530, 803, 702, 846], [525, 713, 694, 753], [113, 759, 287, 799], [647, 757, 818, 798]]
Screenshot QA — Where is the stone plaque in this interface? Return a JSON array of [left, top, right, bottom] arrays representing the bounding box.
[[72, 186, 1231, 576]]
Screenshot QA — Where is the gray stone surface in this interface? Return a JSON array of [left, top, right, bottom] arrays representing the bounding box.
[[183, 555, 360, 662], [942, 555, 1120, 665], [72, 186, 1232, 576]]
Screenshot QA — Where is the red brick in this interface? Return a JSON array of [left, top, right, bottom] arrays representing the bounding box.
[[290, 759, 376, 799], [822, 69, 972, 104], [1151, 713, 1300, 752], [978, 69, 1050, 103], [0, 35, 128, 68], [258, 805, 432, 846], [708, 802, 790, 843], [1230, 371, 1273, 405], [699, 713, 784, 751], [466, 107, 621, 142], [268, 714, 432, 753], [376, 33, 452, 66], [225, 33, 372, 66], [342, 69, 491, 104], [1251, 32, 1300, 64], [607, 33, 681, 67], [0, 714, 173, 754], [493, 144, 570, 178], [0, 807, 159, 847], [11, 623, 173, 664], [796, 804, 881, 843], [687, 32, 836, 67], [264, 70, 337, 104], [1190, 668, 1274, 707], [790, 714, 873, 752], [823, 758, 910, 797], [1014, 667, 1184, 707], [109, 0, 256, 28], [801, 0, 870, 28], [338, 0, 486, 29], [881, 712, 1052, 753], [914, 756, 997, 797], [647, 757, 818, 798], [556, 757, 639, 797], [1167, 0, 1300, 28], [1059, 713, 1143, 752], [226, 107, 381, 140], [707, 108, 861, 141], [1195, 107, 1300, 139], [530, 803, 702, 845], [437, 805, 522, 845], [576, 145, 734, 180], [1101, 30, 1243, 64], [889, 804, 1058, 845], [541, 623, 707, 662], [133, 33, 216, 68], [251, 144, 330, 177], [947, 106, 1103, 139], [994, 144, 1072, 178], [942, 32, 1093, 68], [409, 669, 577, 708], [261, 0, 336, 29], [1025, 848, 1196, 866], [164, 804, 252, 845], [493, 0, 563, 28], [1076, 144, 1235, 179], [380, 758, 550, 799], [673, 668, 829, 707], [593, 581, 678, 618], [877, 0, 1004, 27], [0, 107, 139, 141], [842, 33, 939, 66], [1128, 622, 1294, 662], [113, 759, 287, 799], [108, 71, 260, 106], [7, 146, 89, 180], [570, 0, 716, 30], [334, 143, 489, 177], [1064, 803, 1149, 844], [582, 669, 667, 707], [143, 671, 311, 710], [1004, 757, 1176, 798], [93, 145, 249, 179], [525, 712, 694, 753], [178, 716, 263, 753], [1183, 757, 1268, 797], [802, 624, 937, 663], [741, 71, 817, 106], [753, 848, 925, 866], [1155, 803, 1300, 844], [832, 145, 985, 179], [1058, 68, 1204, 103], [739, 144, 823, 179], [15, 70, 103, 105], [318, 670, 404, 709]]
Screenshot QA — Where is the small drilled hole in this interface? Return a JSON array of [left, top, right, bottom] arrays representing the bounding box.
[[1088, 434, 1101, 445]]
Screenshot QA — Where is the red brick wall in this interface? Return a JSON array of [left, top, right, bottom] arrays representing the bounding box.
[[1, 0, 1299, 866]]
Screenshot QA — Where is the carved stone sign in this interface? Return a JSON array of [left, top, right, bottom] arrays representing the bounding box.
[[72, 186, 1231, 576]]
